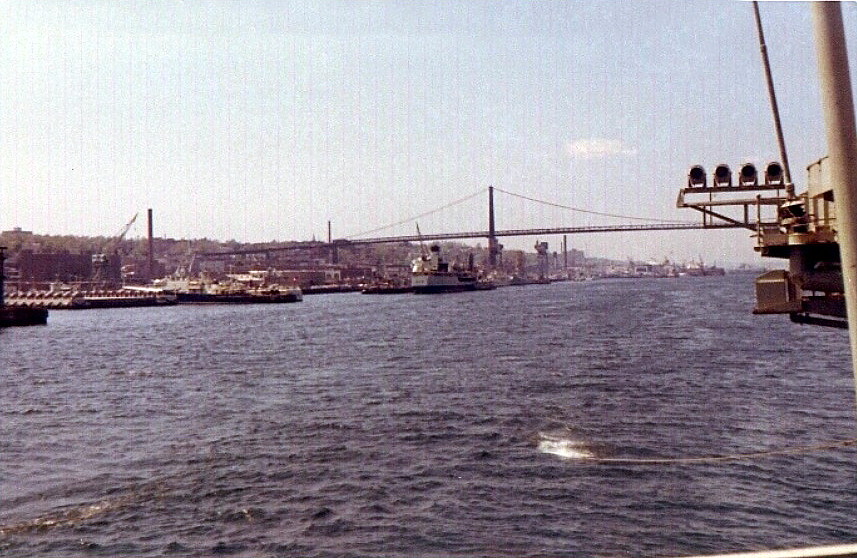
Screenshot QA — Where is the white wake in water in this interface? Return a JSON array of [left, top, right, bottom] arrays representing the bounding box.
[[537, 432, 594, 459]]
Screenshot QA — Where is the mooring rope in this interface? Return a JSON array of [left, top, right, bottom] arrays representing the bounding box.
[[575, 438, 857, 464]]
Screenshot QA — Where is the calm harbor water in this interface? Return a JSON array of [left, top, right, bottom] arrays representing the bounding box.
[[2, 273, 856, 557]]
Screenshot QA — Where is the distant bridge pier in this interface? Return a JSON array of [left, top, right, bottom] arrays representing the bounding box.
[[328, 221, 339, 264], [147, 209, 154, 282], [488, 186, 499, 268], [563, 235, 568, 270]]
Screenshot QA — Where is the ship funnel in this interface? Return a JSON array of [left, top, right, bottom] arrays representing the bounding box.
[[713, 164, 732, 187], [687, 165, 707, 187], [739, 163, 758, 186], [765, 161, 784, 186]]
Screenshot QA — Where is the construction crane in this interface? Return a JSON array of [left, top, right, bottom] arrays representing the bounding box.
[[92, 213, 138, 285], [415, 223, 428, 259]]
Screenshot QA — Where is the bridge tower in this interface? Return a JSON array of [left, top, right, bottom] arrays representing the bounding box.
[[488, 186, 499, 268], [328, 221, 338, 264]]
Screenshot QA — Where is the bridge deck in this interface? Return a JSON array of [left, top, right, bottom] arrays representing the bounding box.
[[199, 222, 751, 256]]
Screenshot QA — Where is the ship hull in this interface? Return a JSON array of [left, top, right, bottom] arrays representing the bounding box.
[[411, 272, 478, 294], [0, 306, 48, 326], [175, 291, 302, 304], [362, 285, 414, 294]]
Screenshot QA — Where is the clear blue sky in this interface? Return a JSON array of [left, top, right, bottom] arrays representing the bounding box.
[[1, 1, 856, 264]]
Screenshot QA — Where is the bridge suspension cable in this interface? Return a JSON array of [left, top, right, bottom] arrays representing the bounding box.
[[492, 186, 697, 225], [345, 187, 488, 239]]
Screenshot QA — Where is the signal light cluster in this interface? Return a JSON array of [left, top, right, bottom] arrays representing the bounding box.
[[687, 162, 784, 188]]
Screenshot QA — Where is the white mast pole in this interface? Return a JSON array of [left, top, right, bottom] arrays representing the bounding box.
[[812, 2, 857, 394]]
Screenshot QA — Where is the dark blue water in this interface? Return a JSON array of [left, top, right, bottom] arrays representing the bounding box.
[[2, 274, 856, 557]]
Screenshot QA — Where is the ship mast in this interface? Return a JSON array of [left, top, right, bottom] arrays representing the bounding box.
[[753, 1, 794, 198], [812, 2, 857, 395]]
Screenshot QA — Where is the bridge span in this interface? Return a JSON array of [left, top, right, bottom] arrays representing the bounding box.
[[199, 221, 747, 257], [198, 186, 755, 258], [337, 222, 747, 246]]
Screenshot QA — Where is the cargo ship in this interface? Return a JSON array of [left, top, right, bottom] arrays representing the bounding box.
[[410, 244, 486, 294]]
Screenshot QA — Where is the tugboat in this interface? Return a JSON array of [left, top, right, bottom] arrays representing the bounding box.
[[411, 244, 481, 294]]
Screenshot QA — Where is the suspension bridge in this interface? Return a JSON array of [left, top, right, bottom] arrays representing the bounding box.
[[200, 186, 752, 260]]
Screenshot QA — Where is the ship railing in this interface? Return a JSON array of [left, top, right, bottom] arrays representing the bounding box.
[[675, 542, 857, 558]]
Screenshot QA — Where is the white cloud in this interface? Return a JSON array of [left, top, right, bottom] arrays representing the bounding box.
[[566, 138, 637, 159]]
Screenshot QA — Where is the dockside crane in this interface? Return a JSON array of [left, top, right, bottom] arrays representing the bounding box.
[[91, 213, 139, 285]]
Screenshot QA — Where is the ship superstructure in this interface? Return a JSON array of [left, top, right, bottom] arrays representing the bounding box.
[[677, 159, 845, 328], [410, 244, 479, 294]]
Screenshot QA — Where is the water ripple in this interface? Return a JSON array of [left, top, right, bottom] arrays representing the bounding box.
[[2, 276, 856, 556]]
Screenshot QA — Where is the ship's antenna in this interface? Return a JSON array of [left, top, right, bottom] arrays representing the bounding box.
[[753, 1, 795, 198]]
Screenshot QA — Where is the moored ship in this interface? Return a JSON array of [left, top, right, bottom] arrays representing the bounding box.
[[153, 277, 303, 304], [361, 281, 414, 295], [410, 244, 483, 294]]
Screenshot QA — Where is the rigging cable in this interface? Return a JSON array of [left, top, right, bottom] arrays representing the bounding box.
[[346, 187, 487, 239]]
